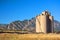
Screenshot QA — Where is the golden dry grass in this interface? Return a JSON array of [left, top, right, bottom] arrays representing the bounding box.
[[0, 33, 60, 40]]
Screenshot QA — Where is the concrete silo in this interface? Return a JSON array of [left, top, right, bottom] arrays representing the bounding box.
[[36, 11, 54, 33], [36, 16, 41, 32]]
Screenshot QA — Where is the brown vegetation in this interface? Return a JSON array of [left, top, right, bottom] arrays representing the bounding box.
[[0, 33, 60, 40]]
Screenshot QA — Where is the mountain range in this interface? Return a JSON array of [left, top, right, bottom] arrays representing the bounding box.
[[0, 17, 60, 33]]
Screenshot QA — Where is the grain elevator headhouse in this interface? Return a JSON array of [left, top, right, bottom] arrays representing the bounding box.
[[36, 11, 54, 33]]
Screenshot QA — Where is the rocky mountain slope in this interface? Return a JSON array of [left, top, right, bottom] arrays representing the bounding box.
[[0, 18, 60, 32], [54, 20, 60, 32]]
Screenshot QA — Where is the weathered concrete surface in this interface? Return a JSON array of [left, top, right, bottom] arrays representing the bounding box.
[[36, 11, 54, 33]]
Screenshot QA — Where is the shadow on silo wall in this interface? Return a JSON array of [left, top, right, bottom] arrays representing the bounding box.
[[47, 17, 52, 33]]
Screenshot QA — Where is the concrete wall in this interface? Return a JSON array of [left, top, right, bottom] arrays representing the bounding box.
[[36, 16, 41, 32], [40, 15, 47, 33], [36, 11, 54, 33]]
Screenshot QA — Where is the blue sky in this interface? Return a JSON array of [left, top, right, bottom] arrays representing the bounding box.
[[0, 0, 60, 24]]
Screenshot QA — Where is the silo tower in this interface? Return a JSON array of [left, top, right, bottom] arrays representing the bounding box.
[[36, 11, 54, 33]]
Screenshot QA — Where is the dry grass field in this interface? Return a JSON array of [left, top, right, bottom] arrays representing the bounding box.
[[0, 33, 60, 40]]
